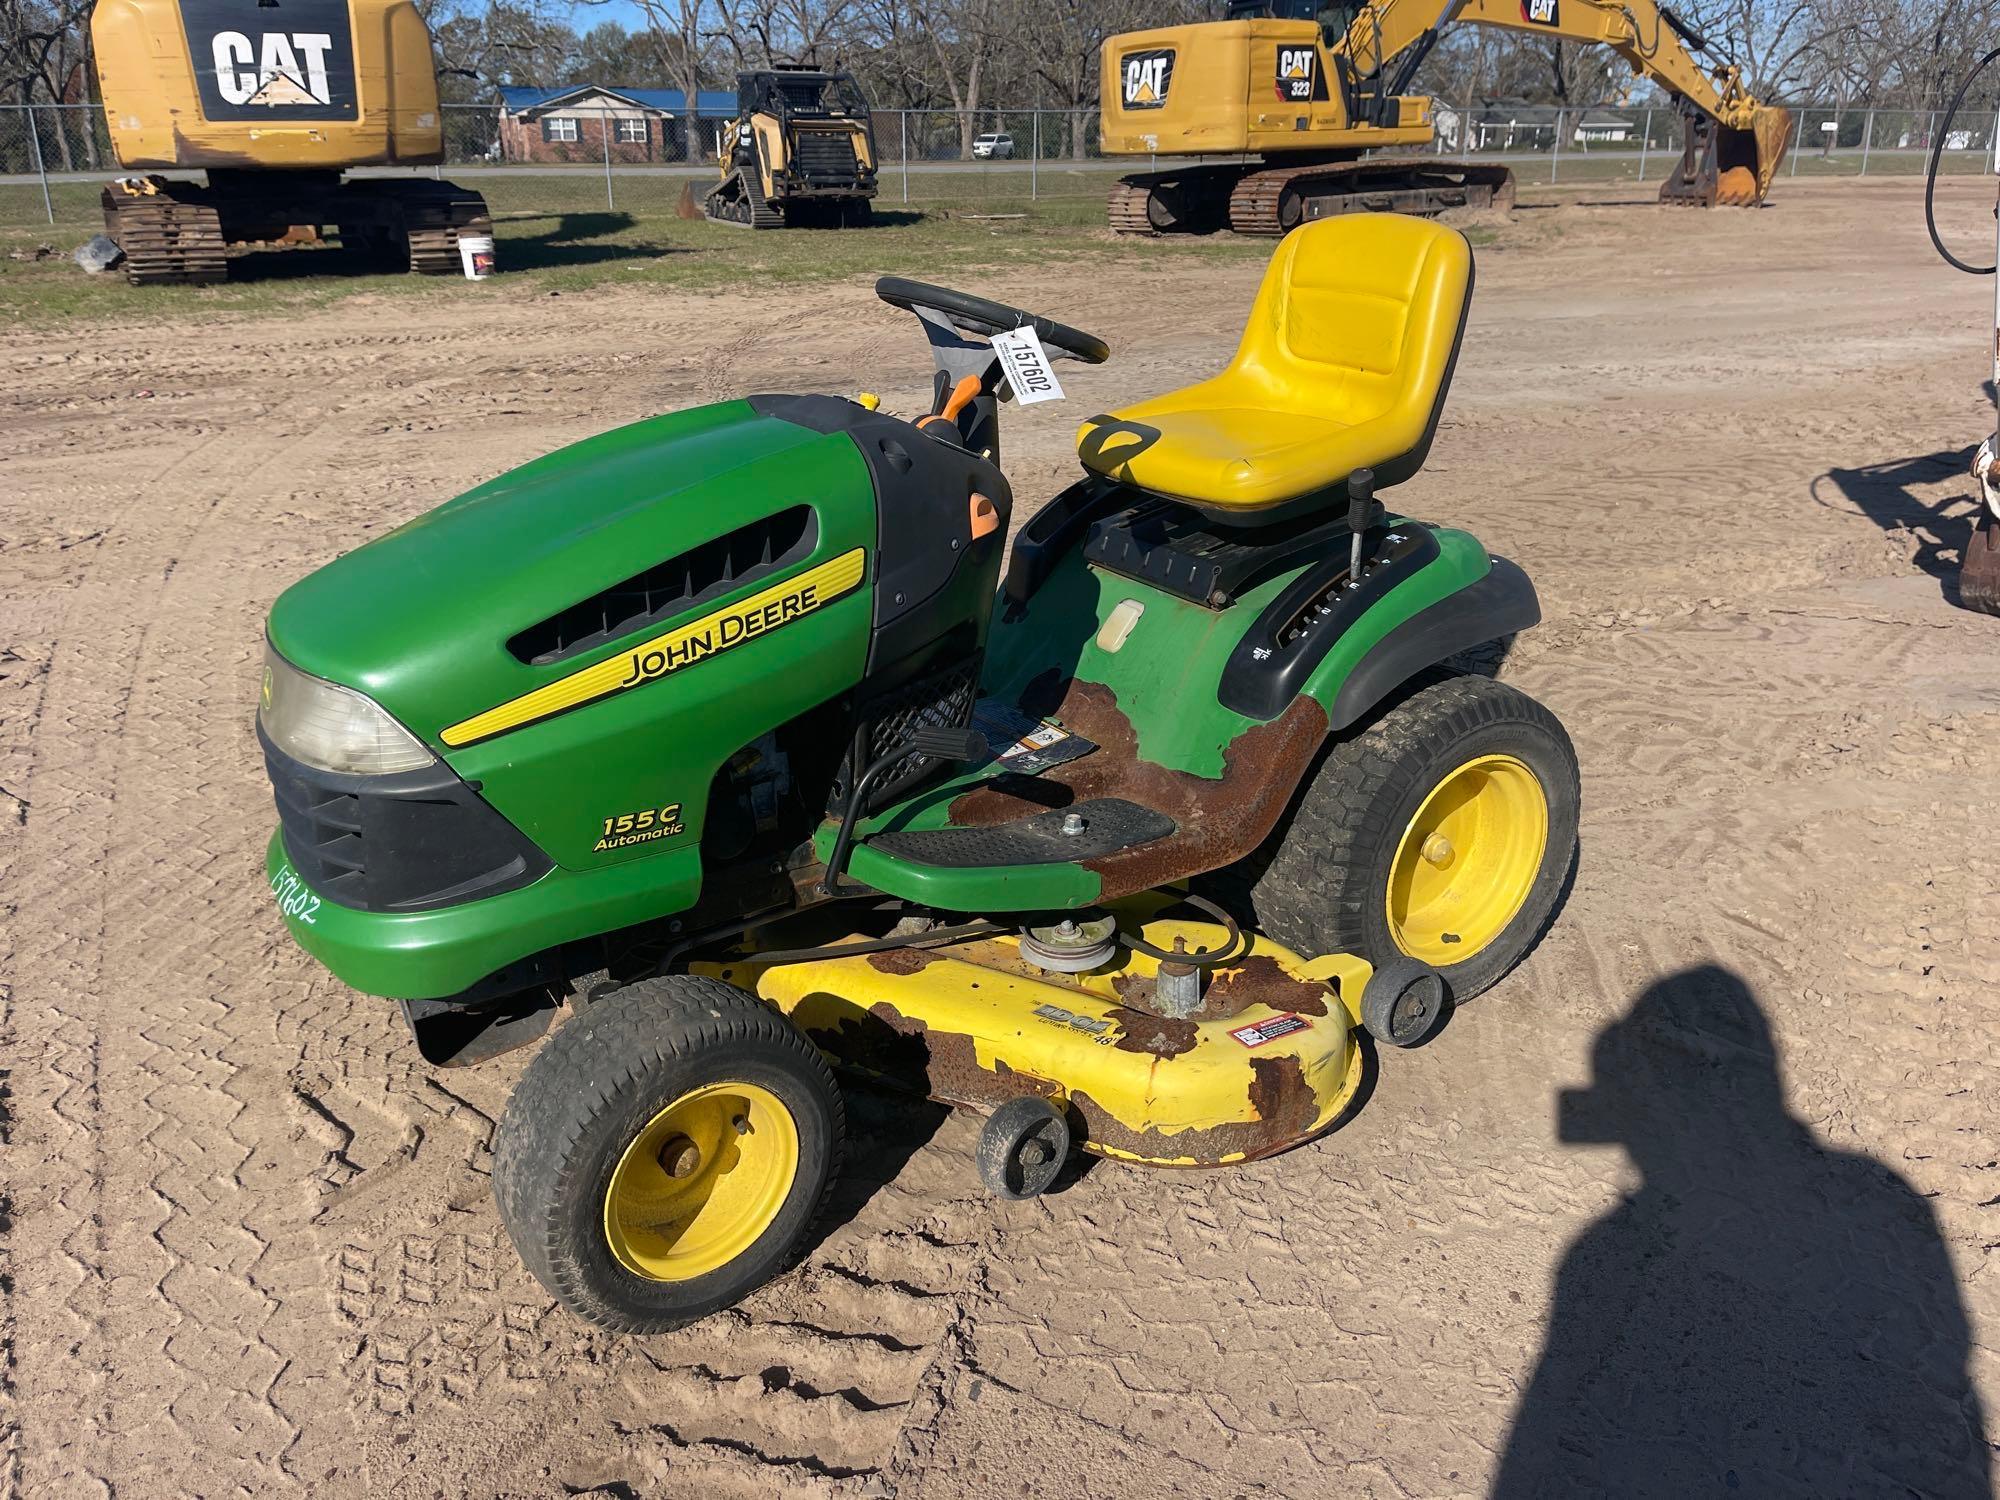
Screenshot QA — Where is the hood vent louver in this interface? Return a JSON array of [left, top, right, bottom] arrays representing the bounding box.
[[508, 505, 819, 666]]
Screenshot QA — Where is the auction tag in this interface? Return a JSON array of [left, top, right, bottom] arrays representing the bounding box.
[[991, 325, 1066, 405]]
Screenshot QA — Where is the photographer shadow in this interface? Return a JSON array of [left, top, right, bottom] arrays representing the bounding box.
[[1494, 965, 1992, 1498]]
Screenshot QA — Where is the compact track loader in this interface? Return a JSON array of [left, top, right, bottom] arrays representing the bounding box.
[[258, 213, 1580, 1331], [91, 0, 491, 284], [703, 68, 879, 228]]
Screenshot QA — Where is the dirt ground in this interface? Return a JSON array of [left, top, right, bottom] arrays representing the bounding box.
[[2, 177, 1998, 1498]]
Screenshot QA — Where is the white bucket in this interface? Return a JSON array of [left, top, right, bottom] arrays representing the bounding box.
[[458, 233, 496, 280]]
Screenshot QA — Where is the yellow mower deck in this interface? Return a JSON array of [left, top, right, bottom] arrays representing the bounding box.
[[700, 915, 1372, 1168]]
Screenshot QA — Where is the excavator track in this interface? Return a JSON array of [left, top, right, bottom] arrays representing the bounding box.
[[102, 181, 228, 286], [103, 176, 493, 283], [1107, 178, 1159, 235], [1106, 166, 1239, 236], [1108, 158, 1516, 238], [1226, 158, 1517, 236], [377, 181, 493, 274]]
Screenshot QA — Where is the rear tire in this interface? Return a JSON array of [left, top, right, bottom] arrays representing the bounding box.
[[1220, 672, 1579, 1002], [492, 976, 843, 1333]]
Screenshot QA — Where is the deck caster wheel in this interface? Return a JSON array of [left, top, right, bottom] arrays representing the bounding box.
[[1362, 957, 1448, 1048], [977, 1096, 1070, 1200]]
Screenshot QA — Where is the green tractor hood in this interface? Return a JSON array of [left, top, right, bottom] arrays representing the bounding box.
[[267, 397, 872, 747]]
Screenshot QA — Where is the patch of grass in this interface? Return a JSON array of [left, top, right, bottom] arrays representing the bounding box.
[[0, 180, 106, 227], [0, 194, 1270, 329]]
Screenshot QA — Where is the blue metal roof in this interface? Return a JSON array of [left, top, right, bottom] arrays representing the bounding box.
[[497, 84, 737, 118]]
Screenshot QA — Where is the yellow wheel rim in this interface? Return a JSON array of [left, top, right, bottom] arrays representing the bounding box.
[[603, 1082, 800, 1283], [1387, 753, 1549, 966]]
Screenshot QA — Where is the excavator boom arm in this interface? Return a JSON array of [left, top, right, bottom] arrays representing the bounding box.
[[1337, 0, 1792, 197], [1345, 0, 1740, 121]]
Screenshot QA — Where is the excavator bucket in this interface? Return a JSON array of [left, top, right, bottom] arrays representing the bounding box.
[[1728, 104, 1795, 202], [1660, 104, 1794, 207], [1964, 512, 2000, 616]]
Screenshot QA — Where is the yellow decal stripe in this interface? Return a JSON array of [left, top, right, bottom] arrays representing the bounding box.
[[442, 546, 867, 747]]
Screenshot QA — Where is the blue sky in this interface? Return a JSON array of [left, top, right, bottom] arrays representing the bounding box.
[[563, 0, 661, 35]]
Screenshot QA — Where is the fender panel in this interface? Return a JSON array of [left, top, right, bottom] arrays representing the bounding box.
[[1326, 555, 1540, 731], [1218, 523, 1441, 719]]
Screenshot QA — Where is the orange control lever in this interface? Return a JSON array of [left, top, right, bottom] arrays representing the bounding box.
[[916, 374, 983, 433]]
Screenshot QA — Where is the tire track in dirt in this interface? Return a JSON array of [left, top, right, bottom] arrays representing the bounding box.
[[0, 310, 586, 1494], [0, 412, 318, 1494], [0, 413, 256, 1494], [0, 635, 36, 1498]]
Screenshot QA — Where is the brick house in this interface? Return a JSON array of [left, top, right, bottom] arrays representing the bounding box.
[[496, 85, 738, 165]]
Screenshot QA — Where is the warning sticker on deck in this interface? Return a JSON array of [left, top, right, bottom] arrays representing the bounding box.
[[971, 698, 1096, 776], [1228, 1013, 1312, 1048]]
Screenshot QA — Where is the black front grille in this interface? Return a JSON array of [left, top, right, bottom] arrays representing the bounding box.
[[836, 658, 979, 814], [795, 131, 861, 182], [262, 726, 552, 912]]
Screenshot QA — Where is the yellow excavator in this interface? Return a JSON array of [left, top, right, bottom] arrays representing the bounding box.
[[1101, 0, 1793, 234], [90, 0, 492, 284]]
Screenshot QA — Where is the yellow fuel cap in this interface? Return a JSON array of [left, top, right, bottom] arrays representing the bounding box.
[[857, 392, 881, 411]]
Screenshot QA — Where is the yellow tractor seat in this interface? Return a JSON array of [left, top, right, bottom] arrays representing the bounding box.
[[1076, 214, 1473, 516]]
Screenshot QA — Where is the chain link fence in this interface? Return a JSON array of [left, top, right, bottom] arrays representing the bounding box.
[[1431, 100, 2000, 185], [6, 99, 1998, 228]]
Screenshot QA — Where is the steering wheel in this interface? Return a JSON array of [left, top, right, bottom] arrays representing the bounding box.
[[875, 277, 1110, 364]]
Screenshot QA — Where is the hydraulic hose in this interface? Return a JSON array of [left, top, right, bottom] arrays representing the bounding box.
[[1925, 43, 2000, 274]]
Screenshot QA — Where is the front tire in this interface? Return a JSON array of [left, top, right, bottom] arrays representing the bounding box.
[[1225, 672, 1579, 1002], [492, 976, 843, 1333]]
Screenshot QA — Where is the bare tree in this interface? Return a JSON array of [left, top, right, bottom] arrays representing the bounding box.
[[711, 0, 865, 69], [905, 0, 998, 156], [423, 0, 583, 91], [582, 0, 713, 158], [1003, 0, 1155, 158]]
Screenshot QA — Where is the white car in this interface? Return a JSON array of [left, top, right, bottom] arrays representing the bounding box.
[[972, 132, 1015, 159]]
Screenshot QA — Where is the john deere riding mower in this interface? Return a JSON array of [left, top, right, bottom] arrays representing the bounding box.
[[258, 213, 1579, 1331]]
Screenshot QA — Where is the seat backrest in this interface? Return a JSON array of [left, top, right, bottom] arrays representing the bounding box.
[[1228, 213, 1473, 485]]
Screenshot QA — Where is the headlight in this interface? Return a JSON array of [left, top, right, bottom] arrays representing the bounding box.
[[258, 644, 436, 775]]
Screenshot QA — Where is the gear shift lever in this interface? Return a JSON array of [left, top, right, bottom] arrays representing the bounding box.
[[1347, 466, 1383, 582]]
